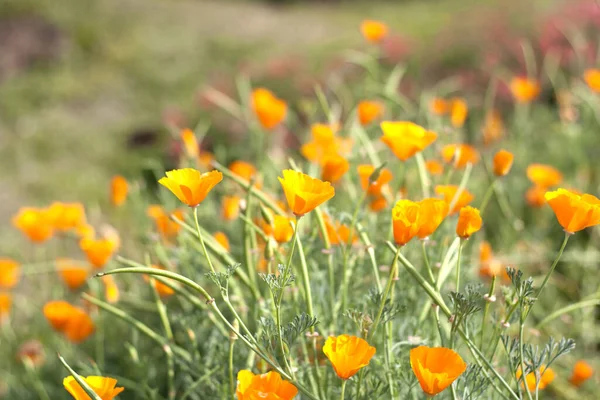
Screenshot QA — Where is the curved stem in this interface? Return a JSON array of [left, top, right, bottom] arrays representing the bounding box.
[[193, 207, 216, 274]]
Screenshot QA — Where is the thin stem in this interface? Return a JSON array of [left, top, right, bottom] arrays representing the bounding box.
[[340, 380, 347, 400], [455, 240, 464, 293], [479, 179, 497, 214], [340, 193, 367, 313], [370, 247, 401, 339], [421, 240, 436, 284], [415, 152, 431, 197], [193, 207, 216, 274], [519, 311, 534, 400], [229, 339, 236, 400], [479, 276, 497, 348]]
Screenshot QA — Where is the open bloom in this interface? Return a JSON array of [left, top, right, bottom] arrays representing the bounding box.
[[222, 195, 241, 221], [392, 200, 420, 246], [426, 160, 444, 176], [323, 334, 376, 380], [569, 360, 593, 387], [450, 98, 468, 128], [516, 365, 555, 391], [56, 259, 89, 291], [526, 164, 562, 188], [321, 154, 349, 184], [301, 124, 352, 164], [510, 77, 541, 103], [435, 185, 474, 214], [147, 206, 185, 241], [0, 258, 20, 289], [456, 206, 482, 239], [380, 121, 437, 161], [357, 100, 384, 125], [12, 207, 54, 243], [441, 144, 480, 169], [229, 161, 259, 186], [357, 165, 393, 197], [278, 170, 335, 217], [47, 202, 87, 232], [410, 346, 467, 396], [180, 128, 199, 158], [110, 176, 128, 207], [236, 370, 297, 400], [416, 199, 449, 239], [323, 213, 357, 246], [545, 189, 600, 234], [251, 88, 287, 130], [158, 168, 223, 207], [583, 69, 600, 93], [493, 149, 514, 177], [360, 20, 388, 43], [43, 301, 95, 343], [64, 375, 124, 400], [80, 238, 116, 269]]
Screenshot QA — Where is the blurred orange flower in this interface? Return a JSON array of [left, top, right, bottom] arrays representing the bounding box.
[[278, 170, 335, 217], [159, 168, 223, 207], [545, 189, 600, 234], [583, 69, 600, 93], [301, 124, 352, 164], [63, 375, 124, 400], [516, 365, 555, 391], [198, 151, 215, 170], [79, 238, 116, 269], [360, 20, 388, 43], [569, 360, 593, 387], [416, 198, 449, 239], [102, 275, 120, 304], [229, 160, 260, 186], [222, 195, 241, 221], [380, 121, 437, 161], [145, 265, 175, 298], [236, 370, 297, 400], [482, 110, 505, 145], [56, 259, 88, 291], [478, 241, 509, 281], [493, 149, 514, 177], [148, 206, 184, 241], [441, 144, 480, 169], [510, 77, 541, 103], [0, 293, 11, 322], [0, 258, 20, 289], [12, 207, 54, 243], [251, 88, 287, 130], [435, 185, 474, 214], [430, 98, 449, 116], [526, 164, 562, 188], [271, 215, 295, 244], [213, 231, 230, 252], [110, 176, 128, 207], [43, 301, 95, 343], [450, 98, 468, 128], [526, 186, 547, 208], [425, 160, 444, 176], [357, 100, 384, 125], [357, 165, 393, 197], [323, 214, 357, 246], [456, 206, 482, 239], [410, 346, 467, 396], [47, 202, 87, 232], [323, 334, 376, 380], [321, 154, 349, 184], [180, 128, 199, 158]]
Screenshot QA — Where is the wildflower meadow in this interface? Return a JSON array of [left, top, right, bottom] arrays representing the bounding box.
[[1, 1, 600, 399]]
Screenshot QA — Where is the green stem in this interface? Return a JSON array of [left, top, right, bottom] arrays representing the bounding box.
[[455, 240, 464, 293], [340, 193, 367, 313], [370, 247, 401, 339], [229, 339, 236, 400], [519, 310, 534, 400], [193, 207, 216, 274], [479, 179, 497, 214], [340, 380, 347, 400], [421, 240, 436, 284], [415, 152, 431, 198], [479, 276, 497, 348], [536, 298, 600, 328]]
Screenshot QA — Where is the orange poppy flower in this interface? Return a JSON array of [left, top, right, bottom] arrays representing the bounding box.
[[493, 149, 514, 177], [323, 334, 376, 380], [198, 151, 215, 170], [222, 195, 241, 221], [236, 370, 297, 400], [380, 121, 437, 161], [180, 128, 199, 158], [516, 365, 555, 391], [482, 110, 505, 145], [110, 175, 128, 207], [456, 206, 482, 239], [430, 98, 449, 116], [441, 144, 480, 169], [102, 275, 120, 304], [145, 265, 175, 297], [526, 186, 547, 208], [526, 164, 562, 188], [435, 185, 475, 214], [76, 223, 96, 240], [251, 88, 287, 130], [12, 207, 54, 243], [63, 375, 124, 400], [17, 340, 45, 368], [357, 100, 384, 125], [478, 241, 508, 281], [357, 165, 393, 197], [450, 98, 468, 128], [369, 196, 388, 212], [0, 292, 11, 322], [147, 206, 184, 240], [56, 259, 88, 291], [158, 168, 223, 207], [323, 214, 357, 246], [569, 360, 593, 387], [360, 20, 388, 43], [278, 170, 335, 217], [47, 202, 87, 232], [425, 160, 444, 176], [410, 346, 467, 396], [43, 301, 95, 343], [300, 124, 352, 164], [583, 69, 600, 93], [79, 238, 116, 269], [229, 161, 259, 184], [0, 258, 20, 289], [416, 198, 449, 239], [321, 154, 349, 184], [545, 189, 600, 234], [271, 215, 295, 244], [391, 200, 420, 246], [510, 77, 541, 103], [213, 231, 230, 252]]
